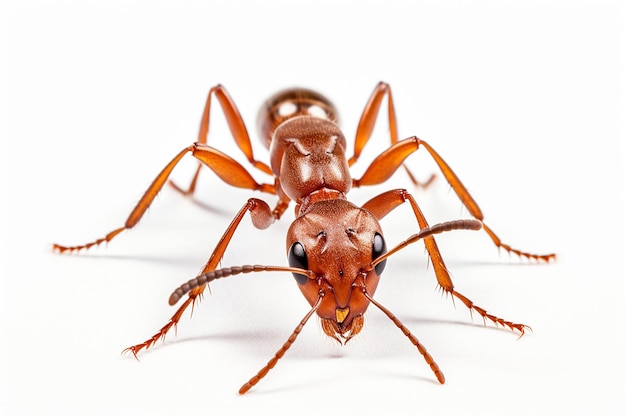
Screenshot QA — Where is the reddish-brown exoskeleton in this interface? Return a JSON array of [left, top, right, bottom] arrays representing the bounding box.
[[54, 82, 555, 394]]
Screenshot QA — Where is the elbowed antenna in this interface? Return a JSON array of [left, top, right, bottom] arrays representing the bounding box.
[[368, 219, 483, 270], [169, 265, 315, 305]]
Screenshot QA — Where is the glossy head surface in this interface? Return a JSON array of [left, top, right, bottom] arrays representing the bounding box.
[[286, 199, 387, 343]]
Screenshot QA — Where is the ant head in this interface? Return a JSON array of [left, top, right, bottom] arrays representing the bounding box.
[[286, 199, 387, 344]]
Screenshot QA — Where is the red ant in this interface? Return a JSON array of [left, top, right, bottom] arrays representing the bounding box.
[[54, 82, 555, 394]]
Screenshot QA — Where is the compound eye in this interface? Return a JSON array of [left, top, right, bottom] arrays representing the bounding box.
[[288, 242, 309, 285], [372, 232, 387, 276]]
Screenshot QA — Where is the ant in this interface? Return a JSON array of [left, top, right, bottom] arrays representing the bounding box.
[[54, 82, 555, 394]]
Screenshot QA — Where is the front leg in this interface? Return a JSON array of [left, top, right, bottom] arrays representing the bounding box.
[[363, 189, 528, 335], [124, 198, 276, 357]]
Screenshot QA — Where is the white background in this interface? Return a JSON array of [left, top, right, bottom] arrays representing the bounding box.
[[2, 1, 625, 416]]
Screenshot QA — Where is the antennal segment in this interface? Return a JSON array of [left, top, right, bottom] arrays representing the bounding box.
[[169, 265, 315, 305]]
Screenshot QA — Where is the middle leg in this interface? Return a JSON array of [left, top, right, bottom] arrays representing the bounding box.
[[354, 138, 556, 262], [53, 143, 276, 253]]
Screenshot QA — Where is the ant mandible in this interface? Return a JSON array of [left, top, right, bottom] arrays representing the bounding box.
[[54, 82, 555, 394]]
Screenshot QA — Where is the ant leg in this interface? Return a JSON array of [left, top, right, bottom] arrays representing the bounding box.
[[362, 189, 529, 335], [124, 198, 276, 357], [53, 144, 276, 253], [170, 85, 273, 196], [348, 81, 433, 188], [349, 82, 400, 164], [53, 146, 192, 253], [354, 139, 555, 262]]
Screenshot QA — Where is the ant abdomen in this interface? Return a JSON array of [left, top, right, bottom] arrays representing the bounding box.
[[257, 87, 339, 148]]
